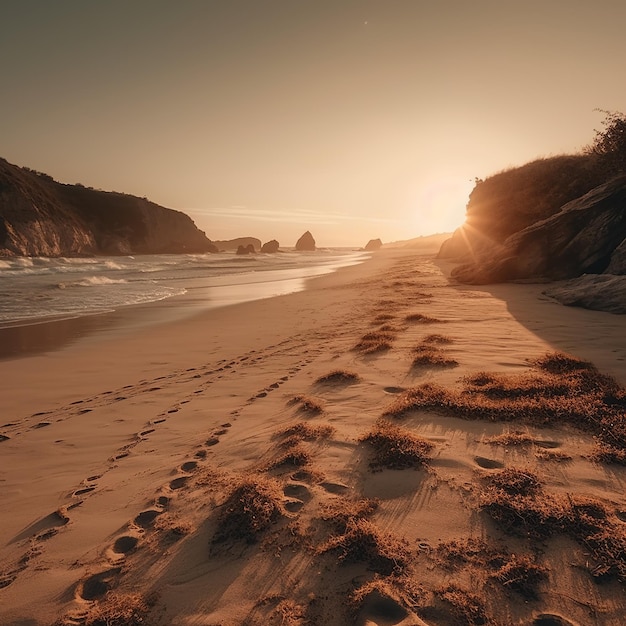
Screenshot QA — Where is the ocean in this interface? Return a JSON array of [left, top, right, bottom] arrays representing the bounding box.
[[0, 249, 369, 329]]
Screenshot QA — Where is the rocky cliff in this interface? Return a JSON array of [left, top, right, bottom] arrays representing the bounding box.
[[450, 175, 626, 284], [438, 155, 604, 261], [0, 158, 217, 257]]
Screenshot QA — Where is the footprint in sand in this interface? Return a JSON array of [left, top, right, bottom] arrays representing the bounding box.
[[283, 483, 311, 512], [195, 449, 208, 459], [474, 456, 505, 469], [0, 434, 9, 442], [533, 615, 578, 626], [181, 460, 198, 472], [73, 486, 96, 496], [383, 386, 405, 395], [205, 436, 220, 447], [112, 535, 139, 554], [320, 481, 349, 494], [32, 421, 52, 429], [283, 483, 311, 501], [169, 476, 189, 491], [77, 567, 121, 601], [133, 509, 162, 528]]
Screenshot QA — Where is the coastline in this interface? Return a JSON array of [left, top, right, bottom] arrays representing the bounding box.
[[2, 243, 626, 625]]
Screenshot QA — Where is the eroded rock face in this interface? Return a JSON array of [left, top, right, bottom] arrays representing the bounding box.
[[295, 231, 316, 251], [261, 239, 279, 253], [450, 176, 626, 284], [438, 155, 604, 261], [364, 238, 382, 251], [0, 157, 217, 257]]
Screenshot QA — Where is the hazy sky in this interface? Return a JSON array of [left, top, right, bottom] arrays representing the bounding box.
[[2, 1, 625, 246]]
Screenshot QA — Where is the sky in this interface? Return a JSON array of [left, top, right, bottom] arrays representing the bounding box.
[[1, 1, 625, 247]]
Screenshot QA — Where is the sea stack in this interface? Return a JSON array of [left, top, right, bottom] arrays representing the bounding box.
[[295, 231, 316, 251], [364, 238, 383, 251], [261, 239, 280, 253]]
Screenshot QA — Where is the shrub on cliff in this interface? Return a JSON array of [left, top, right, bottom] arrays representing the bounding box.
[[585, 109, 626, 176]]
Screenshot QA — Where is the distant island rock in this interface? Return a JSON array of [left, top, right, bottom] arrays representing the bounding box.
[[364, 238, 383, 251], [261, 239, 280, 253], [295, 231, 315, 251], [0, 157, 217, 257], [213, 237, 261, 252], [236, 244, 256, 255]]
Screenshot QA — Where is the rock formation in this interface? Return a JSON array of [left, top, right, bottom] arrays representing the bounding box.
[[450, 175, 626, 284], [261, 239, 279, 253], [0, 158, 217, 257], [236, 244, 256, 255], [438, 155, 604, 261], [364, 238, 383, 251], [295, 231, 315, 251], [213, 237, 261, 252]]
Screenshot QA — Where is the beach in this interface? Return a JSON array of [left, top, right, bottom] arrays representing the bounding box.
[[2, 242, 626, 626]]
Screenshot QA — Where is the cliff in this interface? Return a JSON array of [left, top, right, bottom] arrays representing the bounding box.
[[438, 155, 604, 261], [0, 158, 217, 257], [450, 175, 626, 284]]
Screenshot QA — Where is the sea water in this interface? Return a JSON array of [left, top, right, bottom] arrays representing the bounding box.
[[0, 249, 369, 329]]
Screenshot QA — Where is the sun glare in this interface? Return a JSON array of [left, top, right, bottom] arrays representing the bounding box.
[[412, 178, 472, 234]]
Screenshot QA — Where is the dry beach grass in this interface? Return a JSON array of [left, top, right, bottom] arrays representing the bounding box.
[[2, 243, 626, 625]]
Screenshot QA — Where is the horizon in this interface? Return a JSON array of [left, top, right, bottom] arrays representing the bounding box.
[[2, 2, 626, 246]]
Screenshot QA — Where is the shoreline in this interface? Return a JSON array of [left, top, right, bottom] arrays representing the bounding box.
[[0, 250, 371, 361], [2, 243, 626, 625]]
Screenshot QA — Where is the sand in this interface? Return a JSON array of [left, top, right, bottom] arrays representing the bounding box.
[[1, 243, 626, 626]]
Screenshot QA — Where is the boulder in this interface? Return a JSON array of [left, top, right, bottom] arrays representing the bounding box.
[[236, 244, 256, 255], [261, 239, 279, 253], [451, 175, 626, 284], [295, 231, 316, 251], [364, 238, 383, 251]]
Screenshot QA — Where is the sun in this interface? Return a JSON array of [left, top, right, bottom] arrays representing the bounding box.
[[412, 178, 472, 235]]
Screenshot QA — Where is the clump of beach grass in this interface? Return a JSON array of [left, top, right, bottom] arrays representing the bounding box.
[[479, 468, 626, 581], [422, 333, 454, 344], [372, 313, 395, 325], [213, 476, 285, 544], [359, 420, 434, 470], [82, 592, 152, 626], [353, 330, 395, 355], [317, 518, 411, 575], [383, 351, 626, 463], [274, 422, 335, 448], [435, 538, 548, 599], [437, 586, 494, 626], [350, 575, 425, 617], [318, 498, 380, 532], [266, 444, 311, 471], [489, 554, 548, 598], [404, 312, 443, 324], [314, 370, 361, 386], [411, 344, 458, 369], [288, 394, 324, 415]]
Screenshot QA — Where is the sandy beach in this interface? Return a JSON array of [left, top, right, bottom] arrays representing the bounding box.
[[2, 242, 626, 626]]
